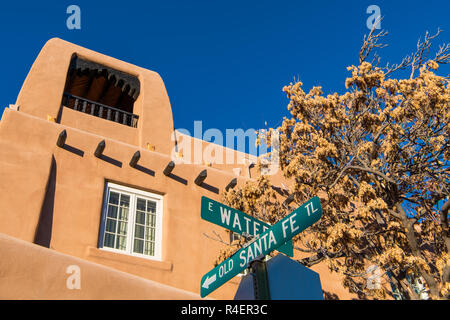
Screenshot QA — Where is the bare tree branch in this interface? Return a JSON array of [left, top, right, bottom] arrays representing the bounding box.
[[360, 16, 388, 64]]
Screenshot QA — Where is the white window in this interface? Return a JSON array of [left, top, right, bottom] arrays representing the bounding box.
[[99, 182, 163, 261]]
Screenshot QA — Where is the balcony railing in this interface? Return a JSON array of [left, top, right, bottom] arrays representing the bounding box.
[[62, 93, 139, 128]]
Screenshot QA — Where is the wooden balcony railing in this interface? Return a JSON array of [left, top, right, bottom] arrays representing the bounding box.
[[62, 93, 139, 128]]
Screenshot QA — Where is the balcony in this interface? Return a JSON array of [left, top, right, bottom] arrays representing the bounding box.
[[62, 93, 139, 128], [61, 55, 140, 128]]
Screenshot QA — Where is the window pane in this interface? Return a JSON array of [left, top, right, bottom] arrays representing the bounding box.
[[116, 235, 127, 250], [144, 241, 154, 256], [117, 221, 128, 235], [120, 194, 130, 207], [146, 213, 156, 227], [135, 211, 145, 225], [107, 205, 118, 218], [105, 218, 117, 233], [136, 198, 146, 211], [147, 201, 156, 213], [104, 232, 115, 248], [135, 224, 145, 239], [133, 239, 144, 254], [145, 227, 155, 241], [118, 207, 129, 221], [109, 191, 119, 205]]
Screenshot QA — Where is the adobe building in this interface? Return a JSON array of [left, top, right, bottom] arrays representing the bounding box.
[[0, 38, 358, 299]]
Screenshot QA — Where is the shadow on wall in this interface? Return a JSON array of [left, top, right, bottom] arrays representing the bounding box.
[[323, 291, 340, 300], [34, 155, 57, 248]]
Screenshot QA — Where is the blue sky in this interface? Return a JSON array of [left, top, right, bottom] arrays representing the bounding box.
[[0, 0, 449, 148]]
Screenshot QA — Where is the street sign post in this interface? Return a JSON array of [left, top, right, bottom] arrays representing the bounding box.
[[201, 196, 293, 257], [200, 196, 322, 298]]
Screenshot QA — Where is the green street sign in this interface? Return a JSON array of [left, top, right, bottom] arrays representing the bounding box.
[[200, 196, 322, 298], [201, 196, 294, 257]]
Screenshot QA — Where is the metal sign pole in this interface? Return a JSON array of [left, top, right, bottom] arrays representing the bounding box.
[[249, 255, 271, 300]]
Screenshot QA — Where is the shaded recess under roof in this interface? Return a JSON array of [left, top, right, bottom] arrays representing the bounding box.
[[62, 55, 140, 127]]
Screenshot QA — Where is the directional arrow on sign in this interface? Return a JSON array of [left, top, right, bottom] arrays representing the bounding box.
[[201, 274, 217, 289], [201, 196, 294, 257], [200, 196, 322, 298]]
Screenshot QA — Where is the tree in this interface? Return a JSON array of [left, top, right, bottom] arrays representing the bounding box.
[[221, 26, 450, 299]]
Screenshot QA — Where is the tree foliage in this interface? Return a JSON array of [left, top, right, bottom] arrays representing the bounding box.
[[221, 27, 450, 299]]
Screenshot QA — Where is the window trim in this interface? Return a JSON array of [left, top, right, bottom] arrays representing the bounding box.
[[98, 182, 163, 261]]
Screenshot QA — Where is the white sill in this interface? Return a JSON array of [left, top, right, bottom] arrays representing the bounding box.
[[100, 246, 162, 262]]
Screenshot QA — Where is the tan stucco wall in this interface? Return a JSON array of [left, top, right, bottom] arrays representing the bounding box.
[[0, 38, 358, 300], [0, 108, 249, 299], [0, 232, 202, 299]]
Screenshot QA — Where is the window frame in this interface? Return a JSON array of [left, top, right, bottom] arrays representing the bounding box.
[[98, 182, 163, 261]]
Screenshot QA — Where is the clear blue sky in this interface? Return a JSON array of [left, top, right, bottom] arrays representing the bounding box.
[[0, 0, 449, 145]]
